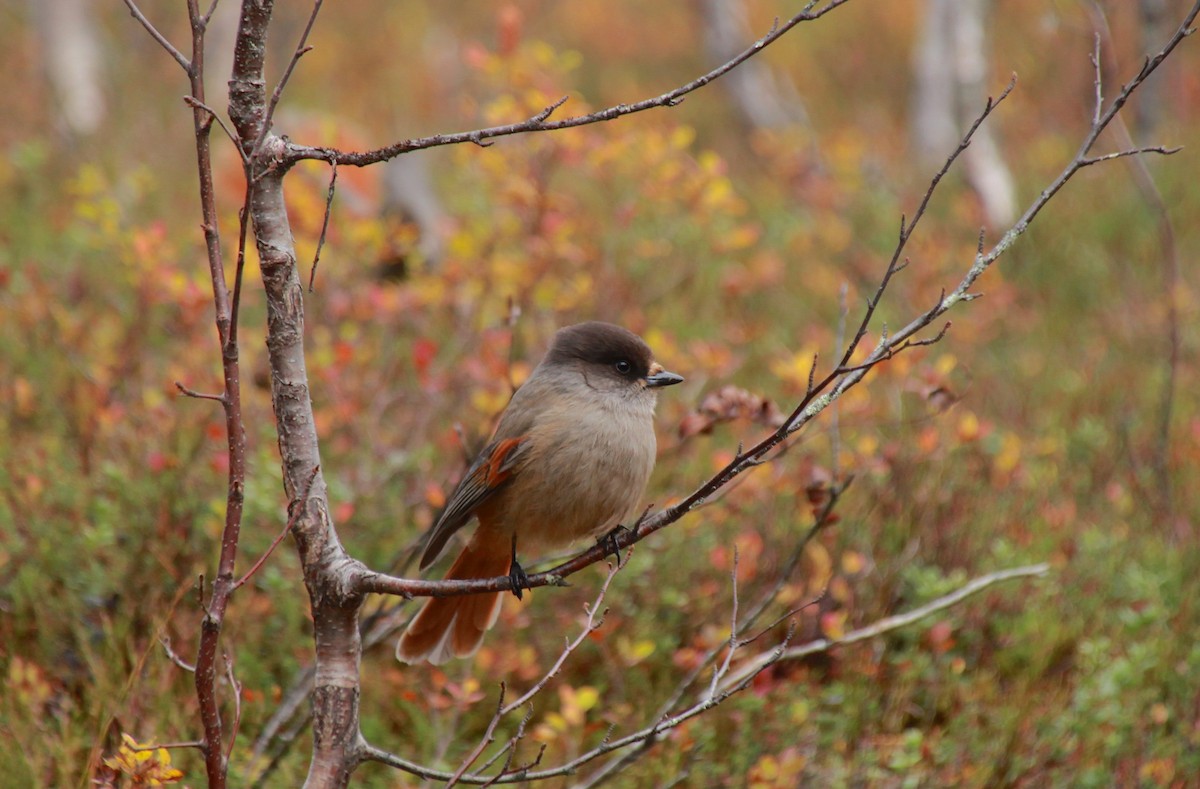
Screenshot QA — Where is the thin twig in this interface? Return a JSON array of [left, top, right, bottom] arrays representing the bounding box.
[[159, 636, 197, 673], [121, 0, 191, 73], [183, 96, 246, 160], [308, 162, 337, 293], [233, 466, 320, 590], [1078, 145, 1181, 166], [707, 548, 743, 701], [201, 0, 220, 26], [832, 283, 848, 476], [175, 382, 226, 403], [362, 640, 773, 786], [130, 740, 206, 752], [229, 179, 252, 351], [224, 651, 243, 761]]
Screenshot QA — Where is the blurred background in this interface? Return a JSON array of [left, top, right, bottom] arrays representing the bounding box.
[[2, 0, 1198, 785]]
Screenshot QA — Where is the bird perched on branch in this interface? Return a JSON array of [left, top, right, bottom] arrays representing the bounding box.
[[397, 321, 683, 664]]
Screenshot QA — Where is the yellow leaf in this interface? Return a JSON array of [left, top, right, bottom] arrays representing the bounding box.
[[855, 433, 879, 458], [670, 125, 696, 150], [995, 432, 1021, 474], [957, 411, 980, 441], [618, 637, 656, 665], [574, 686, 599, 712], [103, 734, 184, 785], [805, 541, 832, 582], [471, 388, 510, 417]]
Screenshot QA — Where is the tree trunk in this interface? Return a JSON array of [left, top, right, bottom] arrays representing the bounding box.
[[911, 0, 1015, 227], [226, 2, 366, 786]]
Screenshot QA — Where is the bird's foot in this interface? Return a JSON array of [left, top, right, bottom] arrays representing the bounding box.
[[509, 535, 529, 600], [598, 525, 631, 567]]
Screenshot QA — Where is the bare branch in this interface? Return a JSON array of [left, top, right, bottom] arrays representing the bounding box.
[[201, 0, 220, 27], [308, 162, 338, 293], [1078, 145, 1181, 166], [121, 0, 191, 73], [130, 740, 206, 752], [363, 625, 780, 787], [159, 636, 197, 673], [718, 564, 1051, 692], [134, 0, 253, 783], [284, 0, 855, 166], [228, 180, 252, 351], [224, 652, 243, 761], [706, 548, 743, 701], [340, 515, 1037, 786], [175, 382, 226, 403], [183, 95, 245, 160], [233, 466, 321, 591]]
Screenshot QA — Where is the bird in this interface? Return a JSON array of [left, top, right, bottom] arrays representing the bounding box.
[[396, 321, 683, 664]]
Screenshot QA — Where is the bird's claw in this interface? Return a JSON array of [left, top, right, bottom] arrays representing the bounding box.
[[598, 525, 630, 567], [509, 535, 529, 599]]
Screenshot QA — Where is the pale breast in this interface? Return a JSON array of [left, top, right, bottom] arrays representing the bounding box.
[[490, 393, 658, 556]]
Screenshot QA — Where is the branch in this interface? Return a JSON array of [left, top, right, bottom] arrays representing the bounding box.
[[175, 382, 226, 403], [159, 636, 196, 673], [121, 0, 191, 73], [223, 652, 244, 761], [307, 162, 338, 293], [233, 466, 320, 591], [182, 96, 245, 160], [129, 0, 253, 784], [1078, 145, 1181, 166], [283, 0, 855, 166], [717, 564, 1051, 692], [130, 740, 206, 752]]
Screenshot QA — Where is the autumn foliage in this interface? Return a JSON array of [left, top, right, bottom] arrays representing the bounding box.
[[2, 1, 1200, 786]]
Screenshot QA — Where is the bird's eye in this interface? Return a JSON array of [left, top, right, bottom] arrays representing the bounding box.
[[614, 359, 633, 375]]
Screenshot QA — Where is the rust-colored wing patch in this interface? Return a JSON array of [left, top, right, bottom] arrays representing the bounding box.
[[418, 436, 531, 570]]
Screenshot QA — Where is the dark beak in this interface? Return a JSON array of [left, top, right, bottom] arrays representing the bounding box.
[[645, 367, 684, 388]]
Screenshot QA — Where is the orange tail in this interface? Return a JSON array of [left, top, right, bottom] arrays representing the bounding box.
[[396, 536, 510, 665]]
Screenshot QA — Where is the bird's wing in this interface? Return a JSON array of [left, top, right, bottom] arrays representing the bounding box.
[[419, 435, 532, 569]]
